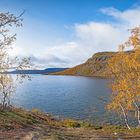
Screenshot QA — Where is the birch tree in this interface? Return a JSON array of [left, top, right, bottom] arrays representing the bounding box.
[[107, 26, 140, 129], [0, 12, 31, 110]]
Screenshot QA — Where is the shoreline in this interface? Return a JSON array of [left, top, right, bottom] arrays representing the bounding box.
[[0, 107, 140, 139]]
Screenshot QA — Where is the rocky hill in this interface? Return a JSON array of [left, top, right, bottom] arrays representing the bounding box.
[[53, 52, 116, 77]]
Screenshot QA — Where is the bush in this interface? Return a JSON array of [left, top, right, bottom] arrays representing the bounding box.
[[63, 119, 81, 128], [93, 125, 103, 130], [31, 108, 42, 114]]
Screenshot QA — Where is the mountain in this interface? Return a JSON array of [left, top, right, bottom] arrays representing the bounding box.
[[8, 68, 68, 74], [52, 52, 116, 77]]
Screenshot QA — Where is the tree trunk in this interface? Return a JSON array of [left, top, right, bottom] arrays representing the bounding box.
[[138, 109, 140, 126], [120, 104, 131, 130], [133, 101, 140, 126]]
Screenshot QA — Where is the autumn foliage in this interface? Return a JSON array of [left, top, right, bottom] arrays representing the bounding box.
[[107, 26, 140, 129]]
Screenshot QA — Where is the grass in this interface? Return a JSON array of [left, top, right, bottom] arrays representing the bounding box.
[[0, 108, 38, 130], [0, 107, 140, 139]]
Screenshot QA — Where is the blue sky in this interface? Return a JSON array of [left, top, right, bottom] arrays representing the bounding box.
[[0, 0, 140, 68]]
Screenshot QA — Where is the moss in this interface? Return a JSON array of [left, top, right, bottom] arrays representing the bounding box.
[[93, 125, 103, 130], [0, 108, 40, 129], [0, 108, 140, 140], [0, 107, 140, 137], [80, 121, 93, 128], [63, 119, 81, 128], [31, 108, 43, 114]]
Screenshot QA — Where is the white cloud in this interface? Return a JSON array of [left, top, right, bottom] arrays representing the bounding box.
[[11, 6, 140, 68], [36, 42, 90, 68], [74, 22, 126, 52], [100, 6, 140, 27]]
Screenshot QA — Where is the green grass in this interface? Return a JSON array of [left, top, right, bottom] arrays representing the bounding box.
[[0, 107, 140, 137], [0, 108, 39, 130]]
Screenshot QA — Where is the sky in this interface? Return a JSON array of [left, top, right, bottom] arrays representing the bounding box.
[[0, 0, 140, 69]]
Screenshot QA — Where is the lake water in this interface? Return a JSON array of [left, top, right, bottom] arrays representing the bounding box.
[[11, 75, 120, 124]]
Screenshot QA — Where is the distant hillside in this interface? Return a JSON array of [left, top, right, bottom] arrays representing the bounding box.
[[52, 52, 116, 77], [8, 68, 68, 74]]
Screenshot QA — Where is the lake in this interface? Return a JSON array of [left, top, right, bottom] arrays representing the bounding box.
[[11, 75, 120, 124]]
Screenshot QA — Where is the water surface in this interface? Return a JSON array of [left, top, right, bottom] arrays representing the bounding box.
[[11, 75, 119, 124]]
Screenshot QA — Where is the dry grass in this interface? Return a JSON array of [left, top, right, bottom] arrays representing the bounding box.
[[0, 107, 140, 139]]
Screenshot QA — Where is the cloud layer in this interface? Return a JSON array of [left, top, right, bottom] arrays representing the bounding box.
[[12, 6, 140, 68]]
